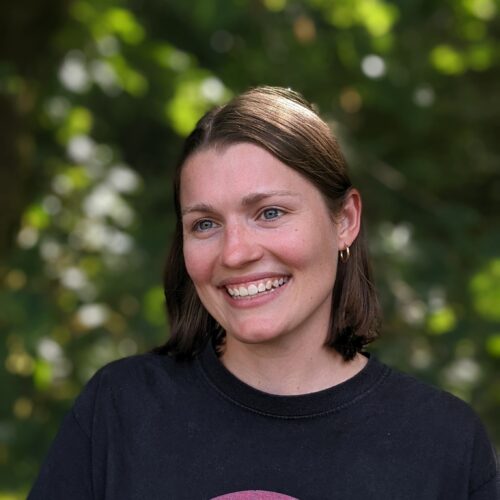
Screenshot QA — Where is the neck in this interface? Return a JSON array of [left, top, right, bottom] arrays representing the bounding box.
[[220, 336, 367, 396]]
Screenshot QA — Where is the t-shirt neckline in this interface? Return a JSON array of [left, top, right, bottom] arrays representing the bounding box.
[[197, 342, 389, 418]]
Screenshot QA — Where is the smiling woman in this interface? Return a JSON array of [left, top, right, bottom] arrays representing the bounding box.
[[163, 87, 380, 368], [28, 87, 498, 499]]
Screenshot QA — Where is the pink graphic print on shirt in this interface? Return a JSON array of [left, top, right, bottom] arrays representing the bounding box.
[[212, 491, 298, 500]]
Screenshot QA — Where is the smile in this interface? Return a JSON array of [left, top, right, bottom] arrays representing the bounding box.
[[225, 277, 289, 298]]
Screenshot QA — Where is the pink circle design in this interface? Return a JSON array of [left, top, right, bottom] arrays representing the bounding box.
[[211, 491, 298, 500]]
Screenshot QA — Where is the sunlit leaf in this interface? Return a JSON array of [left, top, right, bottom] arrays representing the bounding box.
[[263, 0, 287, 12], [57, 106, 93, 143], [166, 74, 230, 136], [358, 0, 399, 37], [93, 8, 145, 45], [23, 205, 50, 230], [143, 286, 166, 326], [108, 55, 147, 96], [486, 334, 500, 357], [430, 45, 466, 75], [470, 259, 500, 321], [33, 360, 52, 390], [461, 0, 497, 20], [65, 166, 91, 191], [0, 493, 28, 500], [151, 44, 192, 72], [427, 307, 457, 335], [315, 0, 399, 36]]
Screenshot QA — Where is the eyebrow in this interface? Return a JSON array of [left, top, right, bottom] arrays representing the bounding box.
[[181, 190, 300, 216]]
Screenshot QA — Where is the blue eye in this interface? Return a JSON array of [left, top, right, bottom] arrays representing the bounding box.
[[194, 219, 216, 232], [261, 208, 283, 220]]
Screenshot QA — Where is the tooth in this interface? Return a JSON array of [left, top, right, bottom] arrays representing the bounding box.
[[278, 278, 284, 286], [239, 287, 248, 297], [258, 283, 266, 292], [273, 279, 279, 288], [233, 288, 240, 296], [248, 284, 258, 296], [266, 280, 272, 290], [228, 288, 234, 296]]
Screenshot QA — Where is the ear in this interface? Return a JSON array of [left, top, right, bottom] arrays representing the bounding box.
[[336, 189, 362, 248]]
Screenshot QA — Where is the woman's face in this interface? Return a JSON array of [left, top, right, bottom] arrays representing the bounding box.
[[180, 143, 356, 349]]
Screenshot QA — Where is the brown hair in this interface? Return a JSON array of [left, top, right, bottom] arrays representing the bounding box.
[[154, 86, 380, 361]]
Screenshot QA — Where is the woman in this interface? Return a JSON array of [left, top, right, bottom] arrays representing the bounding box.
[[29, 87, 498, 499]]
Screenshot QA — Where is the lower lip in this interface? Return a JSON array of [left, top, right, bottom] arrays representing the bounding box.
[[222, 280, 290, 308]]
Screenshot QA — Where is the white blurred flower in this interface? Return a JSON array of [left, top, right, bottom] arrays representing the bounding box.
[[379, 222, 413, 254], [201, 77, 225, 102], [67, 135, 96, 163], [17, 227, 39, 249], [401, 300, 426, 325], [90, 59, 120, 95], [61, 267, 87, 290], [52, 174, 73, 196], [106, 165, 141, 193], [76, 303, 110, 329], [444, 358, 481, 386], [361, 55, 386, 79], [40, 239, 62, 261], [83, 185, 117, 217], [59, 52, 91, 93], [37, 338, 72, 379], [83, 185, 135, 227], [37, 338, 63, 362], [105, 230, 134, 254]]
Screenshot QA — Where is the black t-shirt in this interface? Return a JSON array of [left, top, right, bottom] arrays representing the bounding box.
[[29, 345, 498, 499]]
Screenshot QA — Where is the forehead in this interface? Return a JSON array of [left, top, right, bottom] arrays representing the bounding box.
[[179, 143, 316, 205]]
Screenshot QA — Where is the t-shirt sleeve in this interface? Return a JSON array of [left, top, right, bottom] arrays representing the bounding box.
[[27, 370, 102, 500], [469, 416, 499, 499], [27, 410, 93, 499]]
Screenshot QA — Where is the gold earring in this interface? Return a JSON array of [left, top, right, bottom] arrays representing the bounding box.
[[339, 245, 350, 263]]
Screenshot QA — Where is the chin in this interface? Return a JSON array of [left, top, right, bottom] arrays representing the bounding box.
[[224, 321, 289, 346]]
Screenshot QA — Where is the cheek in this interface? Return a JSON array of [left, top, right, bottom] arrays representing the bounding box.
[[283, 225, 338, 280], [183, 241, 214, 285], [278, 225, 335, 266]]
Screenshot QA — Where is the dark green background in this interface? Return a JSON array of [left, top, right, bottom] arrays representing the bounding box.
[[1, 0, 499, 495]]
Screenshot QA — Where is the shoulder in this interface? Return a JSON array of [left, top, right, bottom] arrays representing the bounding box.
[[72, 353, 197, 433], [377, 360, 481, 424], [369, 357, 493, 453], [94, 352, 183, 383], [78, 353, 184, 395], [375, 360, 498, 491]]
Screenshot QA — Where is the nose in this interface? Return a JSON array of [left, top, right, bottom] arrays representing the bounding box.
[[220, 223, 263, 268]]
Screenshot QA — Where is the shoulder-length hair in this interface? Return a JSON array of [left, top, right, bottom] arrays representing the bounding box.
[[154, 86, 380, 361]]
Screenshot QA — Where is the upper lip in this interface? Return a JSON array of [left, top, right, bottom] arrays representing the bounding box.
[[217, 272, 290, 288]]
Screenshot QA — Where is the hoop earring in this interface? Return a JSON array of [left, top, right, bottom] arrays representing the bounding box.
[[339, 245, 350, 263]]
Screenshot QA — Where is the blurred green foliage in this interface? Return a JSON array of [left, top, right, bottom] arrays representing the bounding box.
[[1, 0, 499, 494]]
